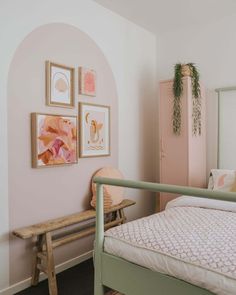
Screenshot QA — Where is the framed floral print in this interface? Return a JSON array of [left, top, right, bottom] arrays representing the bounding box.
[[31, 113, 78, 168], [79, 67, 96, 97], [79, 103, 110, 157], [46, 61, 75, 108]]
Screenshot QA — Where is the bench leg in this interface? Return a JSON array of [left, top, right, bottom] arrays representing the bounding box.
[[45, 232, 58, 295], [32, 234, 44, 286], [118, 208, 126, 224]]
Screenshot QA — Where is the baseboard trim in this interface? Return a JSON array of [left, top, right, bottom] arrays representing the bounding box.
[[0, 250, 93, 295]]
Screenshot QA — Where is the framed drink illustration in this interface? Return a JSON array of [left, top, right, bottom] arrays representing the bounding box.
[[46, 61, 75, 108], [79, 103, 110, 157], [31, 113, 78, 168]]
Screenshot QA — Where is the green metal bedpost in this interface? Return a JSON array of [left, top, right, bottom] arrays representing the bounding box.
[[94, 183, 105, 295], [215, 85, 236, 168]]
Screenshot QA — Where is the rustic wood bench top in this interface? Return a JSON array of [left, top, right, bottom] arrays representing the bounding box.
[[13, 199, 135, 239]]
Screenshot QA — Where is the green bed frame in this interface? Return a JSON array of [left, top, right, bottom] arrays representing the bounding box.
[[93, 177, 236, 295]]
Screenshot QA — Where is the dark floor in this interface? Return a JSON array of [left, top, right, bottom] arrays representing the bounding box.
[[15, 259, 94, 295]]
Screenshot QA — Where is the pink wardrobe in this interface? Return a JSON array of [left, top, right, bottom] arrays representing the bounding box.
[[158, 77, 206, 211]]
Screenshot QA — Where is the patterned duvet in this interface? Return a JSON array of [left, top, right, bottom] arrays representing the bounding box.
[[104, 196, 236, 295]]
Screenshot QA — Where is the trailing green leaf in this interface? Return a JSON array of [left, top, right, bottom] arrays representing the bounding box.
[[172, 63, 202, 136], [187, 63, 201, 135], [173, 64, 183, 135]]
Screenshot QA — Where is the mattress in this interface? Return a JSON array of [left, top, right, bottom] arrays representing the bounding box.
[[104, 196, 236, 295]]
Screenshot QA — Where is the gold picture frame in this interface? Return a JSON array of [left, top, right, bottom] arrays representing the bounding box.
[[79, 102, 110, 158], [31, 113, 78, 168], [46, 61, 75, 108]]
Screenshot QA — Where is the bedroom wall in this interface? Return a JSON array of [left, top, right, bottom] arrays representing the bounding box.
[[157, 13, 236, 177], [0, 0, 157, 292]]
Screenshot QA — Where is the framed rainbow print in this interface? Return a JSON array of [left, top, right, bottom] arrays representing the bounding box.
[[31, 113, 78, 168], [46, 61, 75, 108], [79, 103, 110, 158], [79, 67, 96, 97]]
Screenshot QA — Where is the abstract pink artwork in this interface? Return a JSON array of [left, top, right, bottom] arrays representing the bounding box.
[[31, 113, 78, 168], [79, 67, 96, 97]]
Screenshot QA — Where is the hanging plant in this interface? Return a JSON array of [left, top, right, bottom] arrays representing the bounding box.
[[173, 63, 201, 136]]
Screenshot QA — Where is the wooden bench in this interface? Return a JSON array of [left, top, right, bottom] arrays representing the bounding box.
[[13, 199, 135, 295]]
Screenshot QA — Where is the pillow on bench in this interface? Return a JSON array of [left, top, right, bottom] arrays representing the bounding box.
[[91, 167, 124, 209]]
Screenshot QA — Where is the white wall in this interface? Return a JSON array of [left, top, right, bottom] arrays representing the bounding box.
[[157, 13, 236, 176], [0, 0, 157, 291]]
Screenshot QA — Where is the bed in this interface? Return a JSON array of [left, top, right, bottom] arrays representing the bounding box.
[[93, 177, 236, 295]]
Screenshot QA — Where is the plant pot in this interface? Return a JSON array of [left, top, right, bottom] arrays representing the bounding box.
[[181, 64, 191, 77]]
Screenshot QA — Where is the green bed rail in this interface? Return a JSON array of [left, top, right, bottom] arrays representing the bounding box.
[[93, 177, 236, 295], [93, 176, 236, 202]]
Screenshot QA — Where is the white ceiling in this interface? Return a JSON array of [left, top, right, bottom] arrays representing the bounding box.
[[94, 0, 236, 33]]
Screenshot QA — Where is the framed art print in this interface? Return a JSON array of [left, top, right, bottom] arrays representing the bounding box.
[[79, 67, 96, 97], [46, 61, 75, 108], [79, 103, 110, 157], [31, 113, 78, 168]]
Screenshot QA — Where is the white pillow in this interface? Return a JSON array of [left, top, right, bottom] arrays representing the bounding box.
[[210, 169, 236, 192]]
